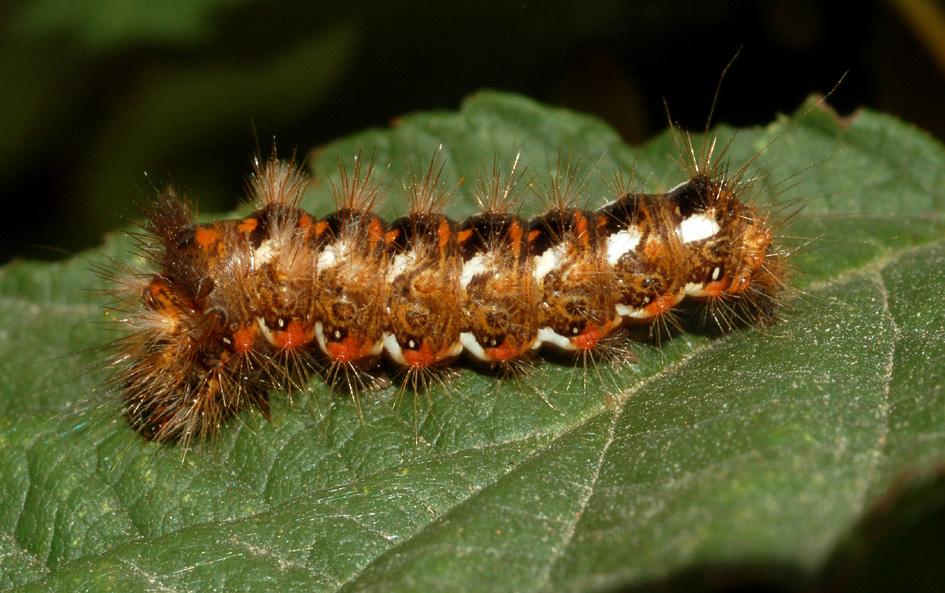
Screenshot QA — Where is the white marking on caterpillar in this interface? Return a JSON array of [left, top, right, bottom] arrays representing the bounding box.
[[606, 228, 642, 266], [537, 327, 577, 351], [616, 304, 652, 319], [314, 321, 329, 355], [388, 252, 416, 282], [254, 240, 276, 265], [460, 254, 487, 291], [533, 244, 566, 279], [316, 241, 347, 269], [460, 332, 491, 362], [257, 317, 277, 346], [678, 213, 720, 244], [383, 332, 407, 365]]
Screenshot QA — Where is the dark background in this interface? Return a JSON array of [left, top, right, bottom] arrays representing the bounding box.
[[3, 0, 944, 263]]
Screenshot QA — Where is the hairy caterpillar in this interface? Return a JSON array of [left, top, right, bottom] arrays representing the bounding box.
[[100, 55, 840, 447], [104, 127, 785, 447]]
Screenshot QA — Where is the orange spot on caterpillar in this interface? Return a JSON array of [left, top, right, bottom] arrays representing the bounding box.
[[700, 279, 731, 298], [572, 319, 618, 351], [436, 219, 452, 248], [297, 213, 315, 234], [237, 218, 258, 234], [271, 320, 316, 350], [368, 218, 385, 243], [194, 227, 220, 248], [574, 212, 591, 249], [643, 292, 683, 317], [485, 338, 528, 362], [326, 335, 375, 363], [399, 340, 458, 368], [233, 326, 258, 353], [508, 220, 524, 248]]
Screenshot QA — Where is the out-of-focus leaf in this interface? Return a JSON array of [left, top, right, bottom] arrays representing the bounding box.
[[12, 0, 256, 50], [72, 22, 359, 243]]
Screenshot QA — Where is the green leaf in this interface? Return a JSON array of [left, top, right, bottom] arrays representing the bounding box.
[[13, 0, 257, 51], [1, 91, 944, 592]]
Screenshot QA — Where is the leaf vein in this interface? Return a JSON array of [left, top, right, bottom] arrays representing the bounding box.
[[531, 410, 619, 592], [223, 533, 342, 585], [114, 557, 181, 593]]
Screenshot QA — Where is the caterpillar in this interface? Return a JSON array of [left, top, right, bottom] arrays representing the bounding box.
[[104, 130, 785, 447]]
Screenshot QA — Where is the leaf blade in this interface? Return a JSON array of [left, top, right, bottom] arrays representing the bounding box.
[[2, 91, 945, 592]]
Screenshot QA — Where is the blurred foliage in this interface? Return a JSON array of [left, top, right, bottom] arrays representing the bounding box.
[[1, 0, 944, 264]]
